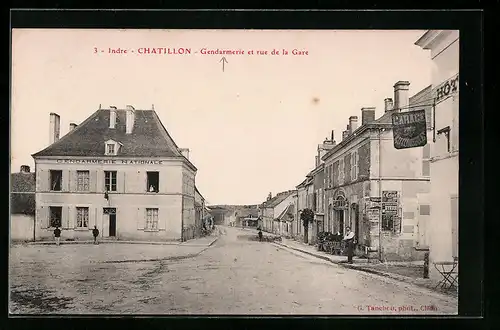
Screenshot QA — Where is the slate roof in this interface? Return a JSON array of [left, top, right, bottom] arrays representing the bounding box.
[[32, 109, 195, 170], [10, 172, 35, 215], [264, 190, 297, 208]]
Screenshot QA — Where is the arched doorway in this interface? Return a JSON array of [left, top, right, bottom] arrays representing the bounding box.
[[333, 191, 348, 234]]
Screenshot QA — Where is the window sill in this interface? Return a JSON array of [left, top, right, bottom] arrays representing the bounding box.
[[74, 227, 90, 231], [146, 192, 160, 194], [143, 229, 163, 232]]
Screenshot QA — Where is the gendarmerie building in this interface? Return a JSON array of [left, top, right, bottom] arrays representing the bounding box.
[[32, 105, 200, 242]]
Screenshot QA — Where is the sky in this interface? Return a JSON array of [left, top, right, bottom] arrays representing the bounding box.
[[11, 29, 432, 205]]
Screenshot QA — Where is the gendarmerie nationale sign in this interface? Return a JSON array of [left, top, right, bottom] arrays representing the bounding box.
[[56, 159, 164, 165], [392, 109, 427, 149]]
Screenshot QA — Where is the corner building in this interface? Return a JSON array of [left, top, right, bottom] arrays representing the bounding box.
[[32, 106, 198, 242]]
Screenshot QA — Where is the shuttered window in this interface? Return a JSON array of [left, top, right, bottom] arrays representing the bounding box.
[[146, 208, 159, 230], [77, 171, 90, 191], [76, 207, 89, 228]]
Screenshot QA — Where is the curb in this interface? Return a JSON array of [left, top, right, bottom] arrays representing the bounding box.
[[25, 240, 181, 246], [274, 242, 458, 298], [179, 235, 219, 247], [274, 242, 419, 283]]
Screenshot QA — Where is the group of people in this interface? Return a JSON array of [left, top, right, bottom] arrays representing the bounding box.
[[256, 226, 355, 264], [52, 225, 100, 246]]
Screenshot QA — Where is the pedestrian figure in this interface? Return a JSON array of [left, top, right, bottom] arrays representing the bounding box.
[[258, 229, 263, 242], [343, 227, 355, 263], [53, 226, 61, 246], [92, 225, 100, 245]]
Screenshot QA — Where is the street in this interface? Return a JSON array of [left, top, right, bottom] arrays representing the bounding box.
[[9, 226, 457, 315]]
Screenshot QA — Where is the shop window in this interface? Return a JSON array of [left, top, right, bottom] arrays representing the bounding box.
[[104, 171, 117, 192], [77, 170, 90, 191], [146, 208, 159, 230], [50, 170, 62, 191], [76, 207, 89, 228], [49, 206, 62, 227], [147, 171, 159, 192]]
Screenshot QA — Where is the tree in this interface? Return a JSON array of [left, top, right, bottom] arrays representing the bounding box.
[[300, 208, 314, 244]]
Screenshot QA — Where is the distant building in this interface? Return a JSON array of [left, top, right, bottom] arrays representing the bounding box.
[[10, 165, 35, 242], [31, 106, 202, 242], [261, 190, 297, 235]]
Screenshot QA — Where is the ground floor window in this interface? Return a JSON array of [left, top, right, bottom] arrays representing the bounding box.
[[146, 208, 159, 230], [76, 207, 89, 228], [49, 206, 62, 227]]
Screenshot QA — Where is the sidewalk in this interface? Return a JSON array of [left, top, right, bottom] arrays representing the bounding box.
[[274, 237, 457, 297], [24, 234, 219, 248]]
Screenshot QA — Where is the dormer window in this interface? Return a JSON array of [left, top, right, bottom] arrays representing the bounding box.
[[107, 143, 115, 154], [104, 139, 122, 156]]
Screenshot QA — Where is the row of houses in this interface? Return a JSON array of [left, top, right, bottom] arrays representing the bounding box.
[[258, 30, 459, 282], [10, 105, 212, 242], [208, 205, 259, 228]]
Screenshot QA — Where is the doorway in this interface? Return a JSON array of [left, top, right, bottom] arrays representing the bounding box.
[[109, 214, 116, 237], [336, 210, 345, 234], [103, 208, 116, 237]]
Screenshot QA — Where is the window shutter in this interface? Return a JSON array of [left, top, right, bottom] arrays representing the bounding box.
[[89, 207, 95, 228], [38, 169, 47, 192], [137, 208, 144, 230], [62, 170, 70, 191], [158, 209, 166, 230], [38, 206, 48, 229], [69, 170, 77, 192], [91, 170, 98, 192], [62, 206, 70, 229], [117, 171, 125, 193], [67, 206, 74, 228]]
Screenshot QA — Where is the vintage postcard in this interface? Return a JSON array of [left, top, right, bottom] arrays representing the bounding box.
[[10, 27, 460, 315]]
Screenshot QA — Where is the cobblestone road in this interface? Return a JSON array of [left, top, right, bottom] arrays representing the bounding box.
[[9, 227, 457, 315]]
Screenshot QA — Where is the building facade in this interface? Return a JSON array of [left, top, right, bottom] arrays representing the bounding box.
[[322, 81, 433, 261], [261, 190, 296, 235], [415, 30, 459, 280], [32, 106, 202, 242]]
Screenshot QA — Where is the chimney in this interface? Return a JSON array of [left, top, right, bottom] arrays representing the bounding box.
[[20, 165, 30, 173], [393, 81, 410, 112], [125, 105, 135, 134], [361, 107, 376, 125], [69, 123, 78, 131], [349, 116, 359, 134], [384, 98, 394, 112], [49, 112, 61, 145], [342, 130, 349, 141], [179, 148, 190, 160], [109, 108, 117, 129]]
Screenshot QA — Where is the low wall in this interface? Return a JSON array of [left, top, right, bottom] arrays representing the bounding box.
[[10, 214, 34, 242]]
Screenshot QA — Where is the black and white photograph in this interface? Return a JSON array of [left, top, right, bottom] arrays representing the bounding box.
[[9, 17, 470, 316]]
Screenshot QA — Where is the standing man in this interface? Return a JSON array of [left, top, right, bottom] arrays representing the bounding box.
[[92, 225, 100, 245], [343, 226, 355, 264], [53, 226, 61, 246]]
